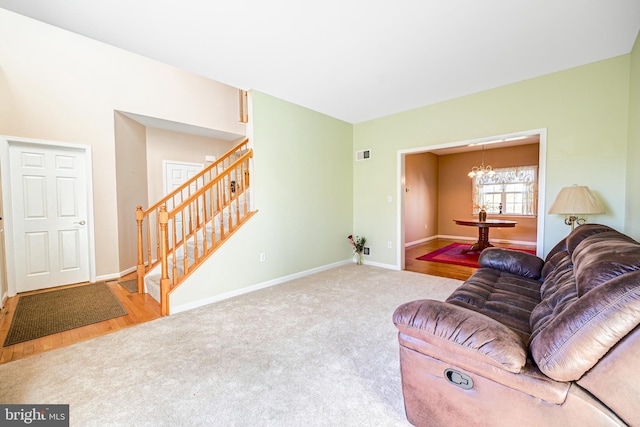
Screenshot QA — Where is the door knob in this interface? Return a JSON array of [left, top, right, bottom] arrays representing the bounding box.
[[74, 220, 86, 225]]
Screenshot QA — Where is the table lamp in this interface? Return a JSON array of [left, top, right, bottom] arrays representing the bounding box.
[[548, 185, 605, 230]]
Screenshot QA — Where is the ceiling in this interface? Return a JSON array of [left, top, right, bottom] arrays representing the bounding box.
[[119, 112, 244, 141], [1, 1, 639, 124]]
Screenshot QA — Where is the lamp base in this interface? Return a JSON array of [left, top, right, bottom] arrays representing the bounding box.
[[565, 215, 586, 230]]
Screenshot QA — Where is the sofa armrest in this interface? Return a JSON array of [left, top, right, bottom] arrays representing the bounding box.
[[479, 247, 544, 279], [393, 299, 527, 373]]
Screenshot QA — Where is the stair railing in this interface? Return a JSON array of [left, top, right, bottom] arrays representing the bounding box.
[[136, 138, 255, 314]]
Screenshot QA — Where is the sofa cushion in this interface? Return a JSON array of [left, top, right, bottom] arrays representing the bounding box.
[[540, 250, 571, 280], [573, 231, 640, 295], [531, 251, 577, 340], [446, 268, 541, 340], [393, 299, 527, 372], [565, 223, 616, 254], [479, 248, 544, 280], [529, 230, 640, 382]]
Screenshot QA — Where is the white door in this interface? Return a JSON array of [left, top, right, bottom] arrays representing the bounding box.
[[164, 161, 203, 196], [163, 161, 203, 241], [10, 142, 90, 293]]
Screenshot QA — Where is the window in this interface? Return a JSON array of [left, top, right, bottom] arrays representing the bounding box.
[[472, 166, 537, 216]]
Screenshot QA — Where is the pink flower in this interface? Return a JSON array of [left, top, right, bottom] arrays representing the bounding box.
[[347, 234, 366, 253]]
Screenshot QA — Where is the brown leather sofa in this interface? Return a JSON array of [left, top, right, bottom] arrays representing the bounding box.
[[393, 224, 640, 426]]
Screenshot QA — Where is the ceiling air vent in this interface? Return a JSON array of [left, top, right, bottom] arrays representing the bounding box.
[[356, 149, 371, 161]]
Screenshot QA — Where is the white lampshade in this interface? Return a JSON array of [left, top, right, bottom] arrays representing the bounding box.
[[548, 185, 605, 230], [548, 185, 605, 215]]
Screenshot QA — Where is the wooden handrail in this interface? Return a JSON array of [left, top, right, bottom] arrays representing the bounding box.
[[139, 138, 250, 271], [168, 151, 252, 215], [143, 138, 249, 216], [136, 138, 255, 315]]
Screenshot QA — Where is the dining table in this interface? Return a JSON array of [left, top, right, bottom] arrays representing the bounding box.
[[453, 218, 517, 253]]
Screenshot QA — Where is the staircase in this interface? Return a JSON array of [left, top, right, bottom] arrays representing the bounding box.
[[135, 138, 256, 315]]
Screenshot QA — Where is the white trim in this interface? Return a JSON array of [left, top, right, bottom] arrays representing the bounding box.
[[96, 273, 124, 282], [396, 152, 404, 271], [436, 234, 536, 247], [362, 260, 400, 270], [0, 135, 97, 296], [536, 130, 548, 258], [405, 235, 439, 247], [435, 235, 478, 242], [170, 259, 352, 314], [94, 264, 138, 283], [397, 128, 547, 268], [406, 234, 537, 248]]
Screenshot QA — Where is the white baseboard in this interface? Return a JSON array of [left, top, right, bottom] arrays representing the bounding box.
[[429, 234, 536, 247], [96, 265, 138, 283], [362, 259, 400, 270], [405, 235, 438, 247], [436, 234, 478, 242], [170, 259, 353, 315]]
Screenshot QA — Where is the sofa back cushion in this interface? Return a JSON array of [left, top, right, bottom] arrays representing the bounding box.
[[529, 226, 640, 382]]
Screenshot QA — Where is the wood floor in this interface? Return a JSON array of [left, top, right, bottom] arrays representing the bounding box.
[[0, 238, 535, 364], [0, 274, 161, 364], [404, 238, 537, 281]]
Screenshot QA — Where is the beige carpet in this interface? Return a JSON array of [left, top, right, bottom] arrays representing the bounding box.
[[0, 265, 461, 426]]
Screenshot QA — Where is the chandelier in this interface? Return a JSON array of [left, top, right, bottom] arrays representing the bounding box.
[[467, 162, 495, 178], [467, 146, 495, 178]]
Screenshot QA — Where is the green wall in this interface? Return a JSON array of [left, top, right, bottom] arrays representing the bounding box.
[[626, 31, 640, 238], [354, 55, 632, 265], [171, 91, 354, 310]]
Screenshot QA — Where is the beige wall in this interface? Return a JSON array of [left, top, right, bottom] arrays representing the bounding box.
[[145, 128, 237, 206], [404, 152, 438, 244], [114, 113, 148, 272], [0, 10, 245, 280], [438, 144, 539, 243]]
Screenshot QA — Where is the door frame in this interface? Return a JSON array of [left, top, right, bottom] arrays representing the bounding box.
[[397, 128, 547, 270], [0, 136, 96, 297]]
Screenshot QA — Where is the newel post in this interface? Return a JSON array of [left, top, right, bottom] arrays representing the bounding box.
[[136, 206, 145, 294], [158, 205, 170, 316]]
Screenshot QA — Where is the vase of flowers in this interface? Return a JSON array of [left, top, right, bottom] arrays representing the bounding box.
[[348, 234, 366, 265]]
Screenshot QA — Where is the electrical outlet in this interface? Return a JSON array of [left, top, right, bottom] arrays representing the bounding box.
[[364, 247, 370, 255], [260, 252, 266, 262], [387, 241, 392, 249]]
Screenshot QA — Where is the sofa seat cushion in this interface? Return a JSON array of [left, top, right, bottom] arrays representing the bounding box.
[[446, 268, 541, 341]]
